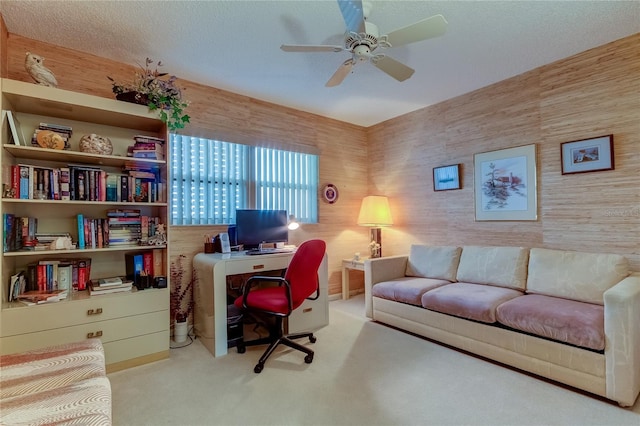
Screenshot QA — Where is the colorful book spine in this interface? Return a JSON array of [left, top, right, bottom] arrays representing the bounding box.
[[77, 214, 85, 249]]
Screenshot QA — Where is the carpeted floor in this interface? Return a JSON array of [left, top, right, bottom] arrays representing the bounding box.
[[108, 294, 640, 425]]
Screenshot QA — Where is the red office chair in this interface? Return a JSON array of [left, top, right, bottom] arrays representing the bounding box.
[[234, 239, 326, 373]]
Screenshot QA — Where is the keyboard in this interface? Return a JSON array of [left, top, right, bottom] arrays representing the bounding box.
[[245, 248, 294, 255]]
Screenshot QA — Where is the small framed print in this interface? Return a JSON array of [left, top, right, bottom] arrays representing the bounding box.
[[561, 135, 614, 175], [433, 164, 461, 191]]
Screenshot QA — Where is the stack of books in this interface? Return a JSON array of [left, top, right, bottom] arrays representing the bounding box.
[[88, 276, 133, 296], [106, 209, 141, 246], [32, 122, 72, 150], [18, 289, 68, 305], [129, 135, 165, 160]]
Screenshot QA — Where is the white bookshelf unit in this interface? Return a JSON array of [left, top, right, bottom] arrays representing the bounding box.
[[0, 79, 170, 372]]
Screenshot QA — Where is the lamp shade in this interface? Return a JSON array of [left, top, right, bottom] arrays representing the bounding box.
[[357, 196, 393, 227]]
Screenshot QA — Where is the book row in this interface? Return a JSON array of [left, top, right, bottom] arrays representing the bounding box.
[[5, 164, 165, 203], [8, 257, 92, 302], [2, 212, 163, 252]]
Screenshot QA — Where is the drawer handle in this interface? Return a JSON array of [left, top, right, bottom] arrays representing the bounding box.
[[303, 308, 312, 313], [253, 264, 265, 270], [87, 308, 103, 316], [87, 330, 103, 338]]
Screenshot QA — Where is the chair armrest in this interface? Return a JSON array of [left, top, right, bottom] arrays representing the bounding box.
[[363, 255, 408, 318], [604, 273, 640, 406]]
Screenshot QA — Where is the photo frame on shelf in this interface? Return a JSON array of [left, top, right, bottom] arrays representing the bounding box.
[[5, 110, 28, 146], [474, 144, 537, 221], [433, 164, 461, 191], [561, 135, 614, 175]]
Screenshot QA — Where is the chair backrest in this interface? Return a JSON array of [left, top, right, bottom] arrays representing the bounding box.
[[284, 239, 326, 309]]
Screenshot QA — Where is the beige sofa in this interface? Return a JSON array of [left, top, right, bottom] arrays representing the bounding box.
[[364, 245, 640, 407]]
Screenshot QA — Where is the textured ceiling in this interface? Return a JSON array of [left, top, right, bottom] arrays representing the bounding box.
[[1, 1, 638, 127]]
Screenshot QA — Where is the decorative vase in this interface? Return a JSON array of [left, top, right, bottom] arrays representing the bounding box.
[[116, 91, 149, 106], [79, 133, 113, 155], [174, 320, 188, 343]]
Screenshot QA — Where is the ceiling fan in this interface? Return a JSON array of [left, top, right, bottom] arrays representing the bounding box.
[[281, 0, 447, 87]]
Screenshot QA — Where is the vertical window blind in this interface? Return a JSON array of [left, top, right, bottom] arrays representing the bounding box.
[[170, 135, 318, 225]]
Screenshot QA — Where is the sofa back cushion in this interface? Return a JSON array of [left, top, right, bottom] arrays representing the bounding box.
[[527, 248, 629, 304], [405, 245, 461, 282], [456, 246, 530, 290]]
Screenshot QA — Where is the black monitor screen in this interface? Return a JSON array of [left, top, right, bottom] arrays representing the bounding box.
[[235, 209, 288, 249]]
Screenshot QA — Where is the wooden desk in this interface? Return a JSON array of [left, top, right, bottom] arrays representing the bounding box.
[[193, 251, 329, 357], [342, 258, 366, 300]]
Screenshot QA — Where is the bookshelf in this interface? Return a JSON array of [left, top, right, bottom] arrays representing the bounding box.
[[0, 79, 170, 371]]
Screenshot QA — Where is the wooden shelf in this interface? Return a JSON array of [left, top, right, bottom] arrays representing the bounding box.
[[2, 197, 167, 207], [3, 144, 165, 168], [3, 245, 167, 257], [2, 79, 162, 132]]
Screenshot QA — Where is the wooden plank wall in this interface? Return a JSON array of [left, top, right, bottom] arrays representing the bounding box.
[[368, 33, 640, 271]]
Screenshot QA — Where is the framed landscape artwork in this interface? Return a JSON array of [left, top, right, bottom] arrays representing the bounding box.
[[433, 164, 461, 191], [474, 144, 537, 221], [561, 135, 614, 174]]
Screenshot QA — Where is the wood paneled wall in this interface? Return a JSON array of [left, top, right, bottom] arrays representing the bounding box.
[[368, 33, 640, 270], [3, 20, 638, 299]]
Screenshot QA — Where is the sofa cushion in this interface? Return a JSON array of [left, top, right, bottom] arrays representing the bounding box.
[[405, 245, 462, 282], [496, 294, 605, 351], [527, 248, 629, 304], [372, 277, 452, 306], [455, 246, 529, 290], [421, 282, 523, 323]]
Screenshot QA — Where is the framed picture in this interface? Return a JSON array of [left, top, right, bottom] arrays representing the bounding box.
[[474, 144, 537, 221], [5, 110, 28, 146], [561, 135, 614, 174], [433, 164, 461, 191]]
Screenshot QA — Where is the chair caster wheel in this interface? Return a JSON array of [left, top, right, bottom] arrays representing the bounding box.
[[304, 354, 313, 364], [309, 335, 317, 343], [254, 363, 264, 373], [237, 345, 246, 354]]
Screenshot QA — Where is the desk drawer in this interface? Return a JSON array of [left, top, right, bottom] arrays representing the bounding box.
[[225, 256, 290, 276], [0, 310, 168, 355]]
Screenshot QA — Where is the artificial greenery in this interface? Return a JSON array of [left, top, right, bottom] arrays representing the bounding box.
[[108, 58, 190, 131], [169, 254, 194, 323]]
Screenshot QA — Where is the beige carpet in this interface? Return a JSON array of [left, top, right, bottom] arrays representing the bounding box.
[[109, 295, 640, 425]]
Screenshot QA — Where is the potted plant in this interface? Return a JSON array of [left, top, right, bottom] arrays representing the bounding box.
[[108, 58, 190, 131], [170, 254, 195, 343]]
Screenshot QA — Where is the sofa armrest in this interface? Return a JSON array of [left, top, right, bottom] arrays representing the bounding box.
[[604, 273, 640, 406], [364, 255, 408, 318]]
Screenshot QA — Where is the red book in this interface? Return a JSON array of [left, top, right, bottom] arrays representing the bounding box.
[[77, 258, 91, 291], [142, 251, 153, 276], [11, 164, 20, 198], [37, 264, 47, 291]]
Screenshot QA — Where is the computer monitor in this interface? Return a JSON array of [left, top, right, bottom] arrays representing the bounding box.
[[235, 209, 288, 250]]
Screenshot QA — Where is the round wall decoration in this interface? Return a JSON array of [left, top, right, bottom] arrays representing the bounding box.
[[322, 183, 339, 204]]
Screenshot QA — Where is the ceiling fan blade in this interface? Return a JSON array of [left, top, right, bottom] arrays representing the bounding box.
[[372, 56, 415, 82], [326, 59, 354, 87], [281, 44, 344, 53], [385, 14, 448, 47], [337, 0, 365, 34]]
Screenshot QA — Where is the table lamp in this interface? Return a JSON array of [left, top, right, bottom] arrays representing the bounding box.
[[357, 195, 393, 258]]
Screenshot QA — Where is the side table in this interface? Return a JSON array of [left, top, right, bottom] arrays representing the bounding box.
[[342, 258, 366, 300]]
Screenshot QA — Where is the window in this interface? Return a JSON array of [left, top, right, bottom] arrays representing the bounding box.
[[170, 135, 318, 225]]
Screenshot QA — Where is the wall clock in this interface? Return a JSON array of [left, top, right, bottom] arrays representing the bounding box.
[[321, 183, 339, 204]]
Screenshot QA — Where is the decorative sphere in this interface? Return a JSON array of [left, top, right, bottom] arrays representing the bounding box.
[[79, 134, 113, 155]]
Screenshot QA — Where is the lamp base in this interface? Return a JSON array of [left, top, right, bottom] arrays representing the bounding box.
[[369, 227, 382, 258]]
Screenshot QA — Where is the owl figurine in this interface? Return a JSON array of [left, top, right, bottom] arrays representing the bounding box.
[[25, 52, 58, 87]]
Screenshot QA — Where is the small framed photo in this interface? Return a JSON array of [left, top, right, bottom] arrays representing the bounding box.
[[433, 164, 461, 191], [561, 135, 614, 175]]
